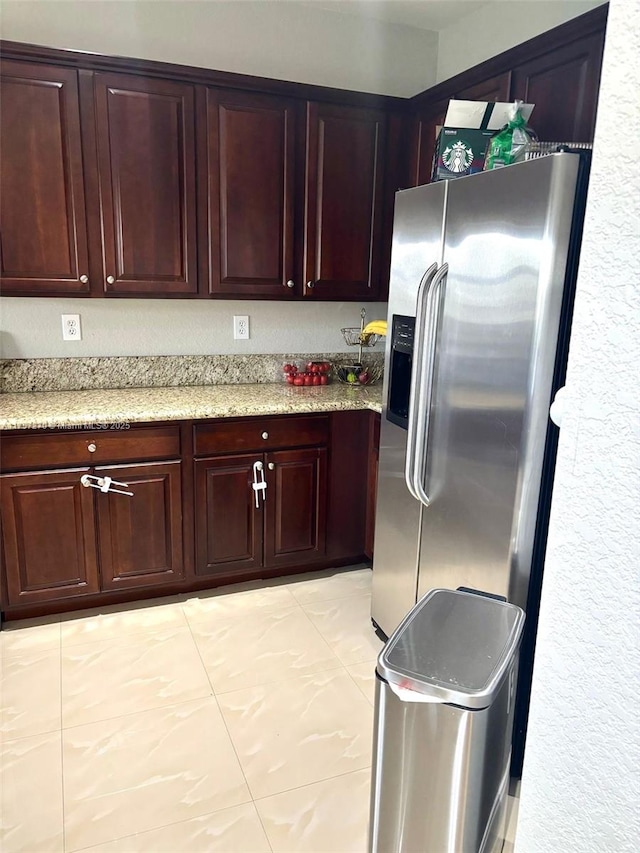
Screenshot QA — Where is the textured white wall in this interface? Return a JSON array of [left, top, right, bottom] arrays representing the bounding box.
[[515, 1, 640, 851], [0, 0, 438, 97], [436, 0, 605, 83], [0, 298, 388, 358]]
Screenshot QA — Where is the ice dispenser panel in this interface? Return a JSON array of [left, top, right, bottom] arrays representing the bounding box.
[[387, 315, 415, 430]]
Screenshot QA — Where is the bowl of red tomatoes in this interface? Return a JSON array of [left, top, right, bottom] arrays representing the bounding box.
[[283, 361, 332, 387]]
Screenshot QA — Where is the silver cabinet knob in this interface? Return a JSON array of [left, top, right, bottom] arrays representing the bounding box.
[[286, 280, 295, 289], [106, 275, 115, 285], [268, 462, 275, 470], [306, 281, 315, 289], [261, 431, 269, 440], [80, 274, 89, 284], [87, 443, 97, 453]]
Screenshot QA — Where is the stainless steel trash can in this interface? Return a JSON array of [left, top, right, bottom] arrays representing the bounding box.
[[369, 588, 525, 853]]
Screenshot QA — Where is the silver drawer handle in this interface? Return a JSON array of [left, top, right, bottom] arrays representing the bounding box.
[[286, 280, 295, 289], [106, 275, 115, 285], [87, 443, 97, 453], [80, 274, 89, 284], [306, 281, 315, 289], [81, 473, 133, 496], [261, 431, 269, 440], [268, 462, 275, 470]]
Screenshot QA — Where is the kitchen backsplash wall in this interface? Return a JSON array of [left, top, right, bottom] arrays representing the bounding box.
[[0, 352, 385, 393], [0, 298, 388, 359]]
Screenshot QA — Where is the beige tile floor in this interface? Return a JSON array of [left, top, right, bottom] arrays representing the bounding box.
[[0, 566, 519, 853]]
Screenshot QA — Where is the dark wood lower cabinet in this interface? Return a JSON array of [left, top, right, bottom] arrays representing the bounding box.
[[0, 468, 100, 605], [264, 447, 327, 568], [364, 414, 381, 560], [326, 410, 370, 562], [95, 461, 184, 590], [194, 446, 327, 577], [0, 412, 377, 619], [0, 460, 183, 605], [194, 453, 263, 576]]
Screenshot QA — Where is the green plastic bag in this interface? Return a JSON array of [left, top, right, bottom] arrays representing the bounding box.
[[484, 101, 537, 170]]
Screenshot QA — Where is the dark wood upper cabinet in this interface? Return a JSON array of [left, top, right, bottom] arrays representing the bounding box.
[[455, 71, 512, 103], [0, 7, 606, 303], [194, 454, 263, 576], [202, 89, 298, 297], [0, 469, 100, 605], [95, 461, 184, 590], [409, 98, 449, 188], [92, 73, 198, 295], [510, 31, 605, 142], [406, 8, 606, 188], [408, 70, 511, 190], [0, 61, 90, 295], [264, 447, 327, 568], [304, 102, 387, 299]]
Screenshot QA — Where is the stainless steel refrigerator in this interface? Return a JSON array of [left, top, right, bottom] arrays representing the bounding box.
[[371, 151, 590, 775]]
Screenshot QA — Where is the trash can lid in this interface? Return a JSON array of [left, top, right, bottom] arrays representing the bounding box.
[[377, 589, 525, 709]]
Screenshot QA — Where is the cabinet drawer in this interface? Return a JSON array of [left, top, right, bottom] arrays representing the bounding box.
[[1, 426, 181, 471], [194, 415, 329, 455]]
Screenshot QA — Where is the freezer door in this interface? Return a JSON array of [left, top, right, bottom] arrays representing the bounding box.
[[371, 181, 446, 636], [417, 155, 580, 611]]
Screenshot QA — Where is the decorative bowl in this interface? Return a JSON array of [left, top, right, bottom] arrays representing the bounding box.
[[334, 362, 383, 386]]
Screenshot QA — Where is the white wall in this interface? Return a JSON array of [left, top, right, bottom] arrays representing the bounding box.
[[0, 0, 438, 97], [436, 0, 605, 83], [515, 1, 640, 851], [0, 298, 387, 358]]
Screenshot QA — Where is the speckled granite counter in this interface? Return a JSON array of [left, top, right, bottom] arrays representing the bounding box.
[[0, 383, 383, 431]]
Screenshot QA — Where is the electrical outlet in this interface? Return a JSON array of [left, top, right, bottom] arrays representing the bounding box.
[[61, 314, 82, 341], [233, 315, 250, 340]]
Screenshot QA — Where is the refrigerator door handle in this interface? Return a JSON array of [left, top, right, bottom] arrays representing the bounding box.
[[405, 263, 439, 502], [412, 262, 448, 507]]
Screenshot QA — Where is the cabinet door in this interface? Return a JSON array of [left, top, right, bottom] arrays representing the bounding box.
[[95, 462, 184, 590], [455, 71, 512, 102], [304, 102, 386, 299], [364, 413, 381, 560], [194, 454, 263, 576], [408, 98, 449, 188], [511, 32, 605, 142], [0, 469, 99, 605], [0, 61, 90, 295], [326, 411, 369, 562], [93, 73, 197, 294], [264, 448, 327, 568], [204, 89, 297, 296]]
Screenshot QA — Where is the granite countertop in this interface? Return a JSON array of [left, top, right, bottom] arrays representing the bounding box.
[[0, 383, 383, 431]]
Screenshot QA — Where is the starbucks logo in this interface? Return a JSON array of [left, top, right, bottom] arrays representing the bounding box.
[[442, 141, 473, 174]]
